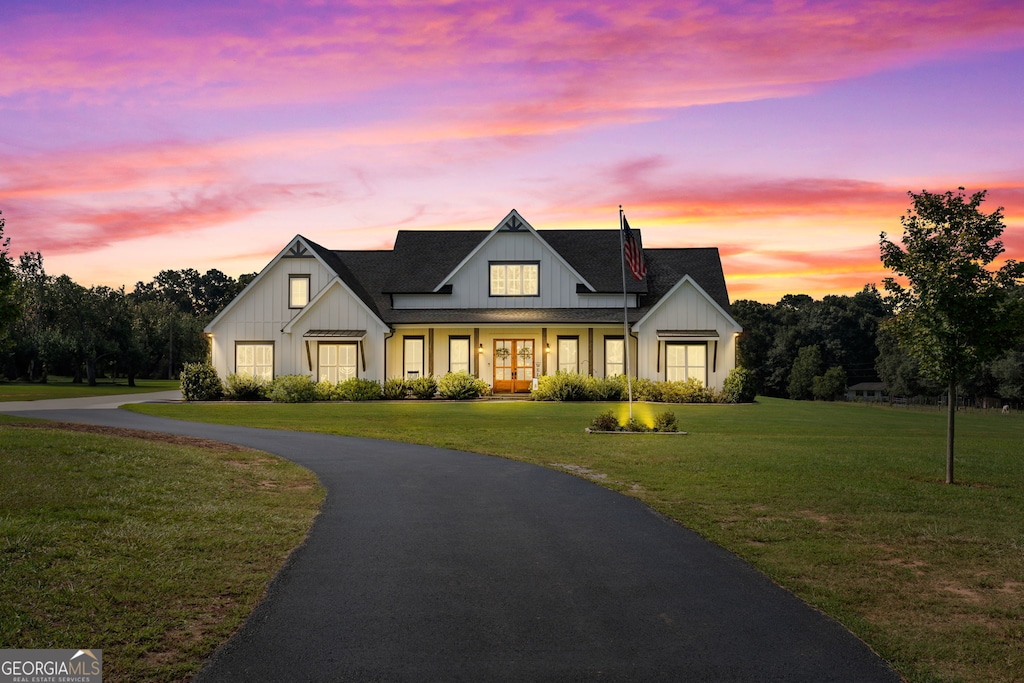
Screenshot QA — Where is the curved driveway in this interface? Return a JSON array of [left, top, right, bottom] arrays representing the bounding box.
[[3, 394, 900, 682]]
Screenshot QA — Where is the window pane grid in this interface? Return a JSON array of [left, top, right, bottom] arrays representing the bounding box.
[[490, 263, 538, 297], [666, 343, 707, 383], [236, 344, 273, 381], [319, 343, 357, 383]]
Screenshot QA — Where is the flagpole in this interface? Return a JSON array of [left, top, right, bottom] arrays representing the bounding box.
[[619, 205, 633, 420]]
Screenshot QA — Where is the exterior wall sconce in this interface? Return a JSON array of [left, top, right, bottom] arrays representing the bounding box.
[[478, 343, 484, 354], [545, 343, 551, 353]]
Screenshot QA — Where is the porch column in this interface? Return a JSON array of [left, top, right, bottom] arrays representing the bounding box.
[[588, 328, 594, 376], [541, 328, 548, 375], [428, 328, 434, 376], [473, 328, 480, 378]]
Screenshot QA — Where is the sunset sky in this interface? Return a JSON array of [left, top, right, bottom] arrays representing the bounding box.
[[2, 0, 1022, 303]]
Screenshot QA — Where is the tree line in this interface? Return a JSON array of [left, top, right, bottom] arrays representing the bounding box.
[[731, 285, 1024, 404], [0, 214, 254, 385]]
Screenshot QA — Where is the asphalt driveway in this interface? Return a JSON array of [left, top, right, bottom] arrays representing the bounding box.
[[2, 396, 901, 682]]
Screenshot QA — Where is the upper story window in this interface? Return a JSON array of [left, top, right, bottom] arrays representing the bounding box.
[[289, 275, 310, 308], [490, 263, 539, 297]]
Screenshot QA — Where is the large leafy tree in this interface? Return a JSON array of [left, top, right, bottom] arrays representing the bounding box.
[[0, 211, 20, 349], [880, 188, 1024, 484]]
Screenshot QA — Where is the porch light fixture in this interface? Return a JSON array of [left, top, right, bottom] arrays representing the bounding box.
[[478, 343, 484, 353], [545, 343, 551, 353]]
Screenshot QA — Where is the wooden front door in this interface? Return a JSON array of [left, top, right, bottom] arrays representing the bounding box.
[[493, 339, 535, 393]]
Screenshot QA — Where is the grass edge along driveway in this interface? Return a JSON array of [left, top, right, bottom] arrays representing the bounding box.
[[0, 417, 324, 683], [129, 397, 1024, 683]]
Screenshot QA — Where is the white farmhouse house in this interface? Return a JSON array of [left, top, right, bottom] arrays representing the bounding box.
[[205, 210, 742, 393]]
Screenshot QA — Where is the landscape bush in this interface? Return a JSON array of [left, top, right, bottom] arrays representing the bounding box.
[[336, 377, 383, 401], [382, 377, 409, 399], [622, 416, 650, 432], [532, 371, 591, 401], [660, 377, 715, 404], [314, 380, 337, 401], [590, 411, 620, 431], [722, 366, 758, 403], [224, 372, 269, 401], [437, 371, 489, 399], [180, 362, 223, 401], [653, 411, 679, 432], [267, 374, 318, 403], [409, 375, 438, 399]]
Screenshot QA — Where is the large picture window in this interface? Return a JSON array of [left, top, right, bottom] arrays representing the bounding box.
[[289, 275, 310, 308], [604, 337, 624, 377], [557, 337, 579, 374], [319, 343, 357, 383], [666, 343, 707, 383], [404, 337, 424, 379], [490, 263, 539, 296], [236, 343, 273, 380], [449, 337, 470, 374]]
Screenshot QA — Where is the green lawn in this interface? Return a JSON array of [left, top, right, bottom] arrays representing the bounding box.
[[0, 420, 323, 683], [129, 398, 1024, 683], [0, 377, 180, 402]]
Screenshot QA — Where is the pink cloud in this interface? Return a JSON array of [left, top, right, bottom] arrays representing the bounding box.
[[4, 1, 1022, 121]]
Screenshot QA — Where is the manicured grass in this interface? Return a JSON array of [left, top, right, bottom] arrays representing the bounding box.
[[129, 398, 1024, 683], [0, 377, 180, 401], [0, 421, 323, 683]]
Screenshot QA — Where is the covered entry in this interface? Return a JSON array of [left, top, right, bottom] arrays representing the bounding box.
[[493, 339, 535, 393]]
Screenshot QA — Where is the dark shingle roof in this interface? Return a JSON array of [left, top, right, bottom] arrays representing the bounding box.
[[312, 228, 732, 326]]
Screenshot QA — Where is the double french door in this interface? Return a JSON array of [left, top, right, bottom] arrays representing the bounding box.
[[493, 339, 535, 393]]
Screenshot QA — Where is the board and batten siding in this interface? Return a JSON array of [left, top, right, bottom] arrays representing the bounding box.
[[633, 279, 741, 390], [391, 232, 628, 310], [208, 255, 386, 381]]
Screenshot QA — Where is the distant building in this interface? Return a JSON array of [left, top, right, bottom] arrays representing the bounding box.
[[847, 382, 888, 402]]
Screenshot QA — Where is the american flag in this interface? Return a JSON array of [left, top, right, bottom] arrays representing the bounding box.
[[622, 215, 647, 281]]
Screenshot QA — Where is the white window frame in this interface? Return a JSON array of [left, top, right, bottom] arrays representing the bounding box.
[[289, 275, 310, 309], [318, 342, 358, 383], [449, 337, 471, 374], [489, 262, 539, 297], [604, 337, 624, 377], [404, 337, 424, 379], [235, 342, 274, 380], [666, 342, 707, 384], [557, 337, 579, 374]]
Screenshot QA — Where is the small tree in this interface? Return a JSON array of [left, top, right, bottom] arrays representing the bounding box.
[[812, 366, 847, 401], [788, 345, 822, 400], [880, 188, 1024, 483]]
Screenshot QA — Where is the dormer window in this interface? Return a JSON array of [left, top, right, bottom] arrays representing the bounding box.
[[490, 262, 539, 297], [289, 275, 310, 308]]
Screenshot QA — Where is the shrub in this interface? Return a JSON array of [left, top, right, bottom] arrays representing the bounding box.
[[437, 371, 490, 399], [653, 411, 678, 432], [661, 377, 715, 403], [336, 377, 383, 401], [409, 375, 438, 399], [180, 362, 223, 401], [382, 377, 409, 400], [590, 375, 626, 401], [532, 371, 590, 401], [267, 374, 318, 403], [314, 380, 336, 401], [622, 416, 650, 432], [623, 377, 658, 402], [224, 373, 269, 401], [722, 366, 757, 403], [590, 411, 620, 431]]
